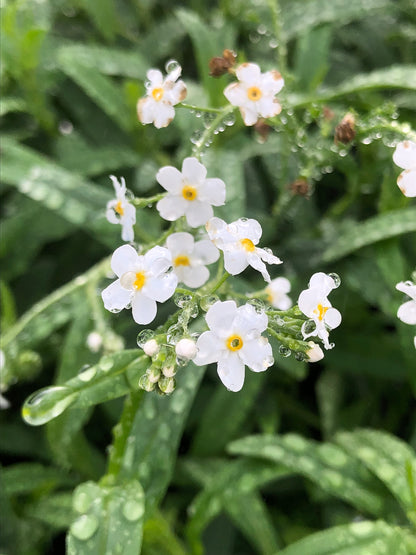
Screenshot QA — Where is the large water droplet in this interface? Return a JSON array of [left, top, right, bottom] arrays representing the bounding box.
[[328, 272, 341, 288], [166, 324, 183, 345], [22, 386, 77, 426], [137, 329, 154, 348], [279, 345, 291, 357], [165, 59, 181, 75], [223, 112, 236, 127], [70, 514, 98, 541], [199, 295, 219, 311], [122, 499, 144, 522], [302, 320, 316, 335]]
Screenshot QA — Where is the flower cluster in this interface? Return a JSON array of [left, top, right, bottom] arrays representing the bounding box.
[[106, 176, 136, 242], [393, 140, 416, 197]]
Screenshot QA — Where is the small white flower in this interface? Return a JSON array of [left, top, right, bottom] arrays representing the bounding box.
[[306, 341, 324, 362], [86, 331, 103, 353], [143, 339, 160, 357], [224, 63, 284, 126], [298, 273, 342, 350], [165, 232, 219, 288], [393, 140, 416, 197], [175, 338, 197, 360], [194, 300, 273, 392], [396, 281, 416, 326], [156, 158, 226, 228], [206, 217, 282, 282], [137, 66, 187, 129], [266, 277, 292, 309], [101, 244, 178, 325], [106, 176, 136, 242]]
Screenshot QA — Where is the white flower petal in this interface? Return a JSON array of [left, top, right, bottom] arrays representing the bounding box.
[[268, 277, 291, 295], [111, 244, 140, 277], [181, 265, 210, 288], [236, 63, 261, 85], [262, 70, 284, 94], [240, 106, 259, 126], [185, 200, 213, 227], [157, 195, 187, 221], [131, 293, 157, 325], [233, 304, 268, 336], [324, 307, 342, 329], [198, 178, 226, 206], [396, 281, 416, 301], [167, 80, 187, 104], [257, 97, 280, 119], [223, 249, 249, 276], [194, 331, 224, 365], [393, 140, 416, 170], [156, 166, 184, 194], [231, 218, 262, 243], [144, 273, 178, 302], [166, 232, 194, 255], [397, 300, 416, 325], [193, 239, 219, 264], [182, 157, 207, 184], [154, 103, 175, 128], [309, 272, 336, 295], [206, 300, 238, 337], [256, 247, 282, 266], [247, 252, 271, 282], [101, 279, 131, 311], [397, 169, 416, 197], [298, 289, 329, 318], [137, 97, 156, 124], [224, 82, 247, 106], [147, 69, 163, 86], [121, 221, 135, 242], [144, 246, 172, 276], [106, 203, 120, 224], [217, 353, 246, 392], [239, 338, 272, 372]]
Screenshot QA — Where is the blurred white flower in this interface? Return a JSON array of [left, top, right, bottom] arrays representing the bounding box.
[[101, 244, 177, 325], [156, 158, 226, 227], [224, 63, 284, 126], [165, 232, 219, 288], [266, 277, 292, 309], [175, 338, 197, 360], [86, 331, 103, 353], [298, 273, 342, 350], [396, 280, 416, 331], [206, 217, 282, 282], [137, 65, 187, 129], [194, 300, 273, 392], [393, 140, 416, 197], [106, 176, 136, 242]]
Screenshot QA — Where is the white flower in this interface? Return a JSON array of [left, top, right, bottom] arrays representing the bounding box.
[[156, 158, 226, 228], [306, 341, 324, 362], [106, 176, 136, 242], [224, 63, 284, 126], [165, 232, 219, 288], [265, 277, 292, 309], [206, 217, 282, 282], [137, 66, 187, 129], [396, 281, 416, 326], [298, 272, 342, 350], [143, 339, 160, 357], [175, 338, 197, 360], [194, 300, 273, 392], [86, 332, 103, 353], [393, 140, 416, 197], [101, 244, 178, 325]]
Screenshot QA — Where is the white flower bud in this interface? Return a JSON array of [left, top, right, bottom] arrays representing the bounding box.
[[143, 339, 160, 357], [306, 341, 324, 362], [86, 332, 103, 353], [175, 338, 197, 360], [162, 365, 176, 378]]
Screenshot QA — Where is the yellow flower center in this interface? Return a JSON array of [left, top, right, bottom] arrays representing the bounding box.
[[174, 255, 190, 267], [152, 87, 164, 101], [133, 271, 146, 290], [226, 334, 243, 351], [314, 303, 329, 321], [114, 200, 124, 216], [247, 86, 262, 101], [182, 185, 197, 201], [240, 238, 256, 252]]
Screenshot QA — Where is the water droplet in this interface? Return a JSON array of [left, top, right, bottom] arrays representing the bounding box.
[[189, 303, 199, 319], [22, 386, 77, 426], [263, 355, 274, 368], [294, 352, 306, 361], [99, 356, 114, 372], [59, 120, 73, 135], [279, 345, 291, 357], [122, 499, 144, 522], [73, 488, 95, 513], [138, 374, 155, 392], [137, 329, 154, 348], [194, 111, 202, 118], [328, 273, 341, 288], [257, 24, 267, 35], [247, 299, 265, 314], [166, 325, 182, 345], [190, 130, 202, 146], [302, 320, 316, 335], [147, 366, 161, 383], [175, 293, 192, 308], [269, 38, 278, 49], [199, 295, 219, 311], [165, 59, 181, 75], [223, 113, 236, 126], [78, 365, 96, 382], [70, 514, 98, 541], [175, 356, 188, 367], [203, 112, 216, 128], [158, 376, 175, 394]]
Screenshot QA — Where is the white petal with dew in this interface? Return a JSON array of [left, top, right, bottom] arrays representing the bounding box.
[[194, 331, 224, 365], [206, 300, 238, 337], [217, 353, 246, 392], [393, 140, 416, 170], [185, 200, 213, 228], [111, 244, 140, 277], [157, 195, 187, 221], [240, 338, 272, 372], [102, 280, 131, 311], [182, 157, 207, 184], [131, 293, 157, 325], [156, 166, 183, 194]]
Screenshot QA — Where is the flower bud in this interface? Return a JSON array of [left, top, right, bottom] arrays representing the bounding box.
[[162, 365, 177, 378], [306, 341, 324, 362], [208, 49, 237, 77], [158, 376, 176, 394], [147, 366, 161, 383], [334, 112, 356, 144], [86, 331, 103, 353], [143, 339, 160, 357], [175, 338, 197, 361]]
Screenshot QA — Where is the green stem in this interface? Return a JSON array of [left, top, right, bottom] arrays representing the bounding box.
[[193, 105, 235, 160], [209, 272, 230, 295], [179, 102, 223, 114], [132, 192, 166, 208]]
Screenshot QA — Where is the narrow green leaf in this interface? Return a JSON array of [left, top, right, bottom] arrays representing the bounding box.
[[293, 25, 332, 92], [77, 0, 118, 41], [0, 97, 26, 116], [228, 434, 395, 517], [0, 280, 17, 331], [335, 429, 416, 514], [67, 480, 144, 555], [2, 463, 75, 496], [24, 492, 74, 530], [322, 207, 416, 262], [277, 520, 408, 555]]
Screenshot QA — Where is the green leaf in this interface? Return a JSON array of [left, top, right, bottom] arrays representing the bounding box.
[[77, 0, 118, 41], [24, 492, 75, 530], [67, 480, 144, 555], [277, 520, 408, 555], [228, 434, 395, 517], [58, 51, 133, 132], [335, 429, 416, 514], [0, 96, 26, 116], [0, 280, 17, 331], [293, 25, 332, 92], [322, 207, 416, 262], [2, 463, 75, 497], [282, 0, 395, 40]]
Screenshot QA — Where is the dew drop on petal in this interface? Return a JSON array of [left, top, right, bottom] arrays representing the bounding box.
[[328, 273, 341, 288]]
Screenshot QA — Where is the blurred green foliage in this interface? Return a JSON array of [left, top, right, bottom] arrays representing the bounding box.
[[1, 0, 416, 553]]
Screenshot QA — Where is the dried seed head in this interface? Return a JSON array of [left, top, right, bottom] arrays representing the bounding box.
[[289, 178, 310, 197], [334, 112, 356, 144], [209, 49, 237, 77]]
